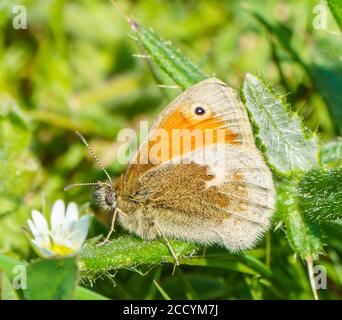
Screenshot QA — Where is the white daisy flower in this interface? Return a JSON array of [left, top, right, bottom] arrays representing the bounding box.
[[27, 199, 90, 258]]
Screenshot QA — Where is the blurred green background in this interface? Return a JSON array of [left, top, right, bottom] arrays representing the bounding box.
[[0, 0, 341, 299]]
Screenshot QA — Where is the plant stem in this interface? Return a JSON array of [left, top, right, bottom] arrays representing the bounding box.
[[306, 255, 319, 300]]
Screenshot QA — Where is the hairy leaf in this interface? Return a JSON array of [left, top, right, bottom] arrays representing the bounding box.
[[242, 73, 319, 175], [129, 18, 207, 89], [322, 138, 342, 167], [79, 235, 198, 277], [299, 168, 342, 222], [277, 179, 323, 260]]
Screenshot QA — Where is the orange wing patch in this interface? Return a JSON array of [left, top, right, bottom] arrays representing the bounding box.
[[147, 106, 239, 164]]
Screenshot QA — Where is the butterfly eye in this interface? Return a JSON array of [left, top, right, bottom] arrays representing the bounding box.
[[105, 191, 114, 206], [194, 106, 206, 115]]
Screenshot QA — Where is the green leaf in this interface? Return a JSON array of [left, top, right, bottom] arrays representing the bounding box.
[[0, 272, 19, 300], [242, 73, 319, 175], [328, 0, 342, 31], [79, 235, 198, 277], [322, 138, 342, 167], [129, 19, 207, 89], [0, 252, 24, 276], [277, 178, 323, 260], [0, 253, 108, 300], [24, 258, 78, 300], [299, 168, 342, 222]]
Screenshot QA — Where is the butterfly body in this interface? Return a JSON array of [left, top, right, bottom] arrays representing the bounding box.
[[94, 78, 275, 252]]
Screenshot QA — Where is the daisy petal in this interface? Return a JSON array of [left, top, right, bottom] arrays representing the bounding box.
[[67, 214, 90, 249], [50, 199, 65, 233], [64, 202, 79, 230], [31, 210, 49, 237], [28, 219, 49, 246], [27, 219, 38, 236]]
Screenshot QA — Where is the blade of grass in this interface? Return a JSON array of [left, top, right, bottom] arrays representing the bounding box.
[[153, 279, 171, 300], [75, 286, 109, 300], [328, 0, 342, 31]]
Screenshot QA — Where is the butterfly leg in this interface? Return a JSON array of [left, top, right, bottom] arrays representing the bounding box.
[[154, 222, 180, 268], [96, 209, 117, 247]]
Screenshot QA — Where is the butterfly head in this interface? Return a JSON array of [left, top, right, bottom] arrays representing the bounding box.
[[93, 182, 117, 213]]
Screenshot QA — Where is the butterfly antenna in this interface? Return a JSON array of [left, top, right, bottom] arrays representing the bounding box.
[[64, 182, 100, 191], [64, 182, 112, 191], [75, 131, 113, 188]]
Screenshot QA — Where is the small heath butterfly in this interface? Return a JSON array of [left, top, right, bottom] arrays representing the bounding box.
[[70, 78, 275, 262]]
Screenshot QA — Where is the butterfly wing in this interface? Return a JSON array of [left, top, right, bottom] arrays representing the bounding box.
[[123, 78, 255, 188], [118, 78, 275, 251], [135, 144, 275, 251]]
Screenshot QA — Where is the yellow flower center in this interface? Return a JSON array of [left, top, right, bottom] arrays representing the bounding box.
[[50, 243, 74, 256]]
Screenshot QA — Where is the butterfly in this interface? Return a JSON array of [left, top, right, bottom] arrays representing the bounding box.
[[68, 78, 275, 264]]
